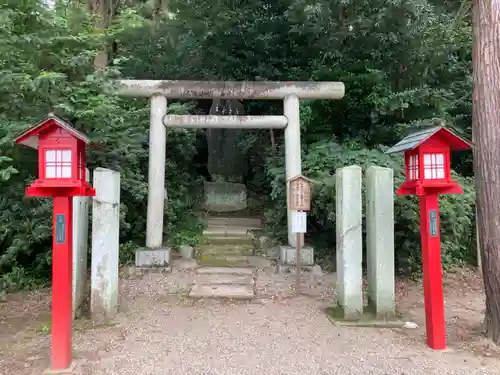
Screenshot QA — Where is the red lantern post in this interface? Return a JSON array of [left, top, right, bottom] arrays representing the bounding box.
[[15, 114, 95, 372], [386, 126, 471, 350]]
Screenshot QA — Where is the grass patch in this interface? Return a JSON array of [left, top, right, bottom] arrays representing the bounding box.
[[197, 255, 249, 267]]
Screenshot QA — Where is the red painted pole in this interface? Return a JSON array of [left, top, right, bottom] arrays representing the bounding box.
[[51, 196, 73, 370], [419, 194, 446, 350]]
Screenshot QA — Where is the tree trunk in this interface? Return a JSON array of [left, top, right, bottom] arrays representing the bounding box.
[[472, 0, 500, 343], [88, 0, 117, 71]]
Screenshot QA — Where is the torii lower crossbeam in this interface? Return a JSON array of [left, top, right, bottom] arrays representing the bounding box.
[[164, 115, 288, 129]]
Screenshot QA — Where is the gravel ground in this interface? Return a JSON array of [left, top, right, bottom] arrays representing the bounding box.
[[70, 297, 499, 375], [2, 267, 500, 375]]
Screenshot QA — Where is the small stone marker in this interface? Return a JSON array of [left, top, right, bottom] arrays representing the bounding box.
[[204, 181, 247, 212], [288, 175, 312, 294], [179, 244, 194, 259], [279, 245, 314, 266]]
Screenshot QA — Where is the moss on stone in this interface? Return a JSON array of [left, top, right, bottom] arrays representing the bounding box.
[[325, 305, 405, 328]]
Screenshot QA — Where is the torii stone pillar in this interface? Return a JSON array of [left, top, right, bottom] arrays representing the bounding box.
[[147, 95, 168, 248], [283, 95, 301, 246], [116, 80, 345, 249]]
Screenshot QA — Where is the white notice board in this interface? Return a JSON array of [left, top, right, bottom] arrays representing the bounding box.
[[291, 211, 307, 233]]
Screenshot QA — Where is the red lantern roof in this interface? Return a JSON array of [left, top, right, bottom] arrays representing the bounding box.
[[15, 113, 91, 150], [385, 126, 472, 154]]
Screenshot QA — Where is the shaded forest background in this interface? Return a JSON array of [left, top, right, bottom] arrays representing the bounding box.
[[0, 0, 476, 290]]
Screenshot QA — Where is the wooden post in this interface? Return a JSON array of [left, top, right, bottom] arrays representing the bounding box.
[[51, 196, 74, 370], [419, 194, 446, 350], [476, 206, 482, 272], [288, 175, 312, 295], [296, 231, 301, 292]]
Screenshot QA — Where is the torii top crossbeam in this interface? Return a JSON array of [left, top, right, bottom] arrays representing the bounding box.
[[117, 80, 345, 100]]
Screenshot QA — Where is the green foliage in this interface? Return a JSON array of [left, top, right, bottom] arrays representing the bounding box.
[[0, 156, 18, 182], [119, 241, 137, 266], [0, 0, 202, 290]]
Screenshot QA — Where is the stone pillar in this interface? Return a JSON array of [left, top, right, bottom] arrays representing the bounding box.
[[366, 166, 395, 318], [72, 168, 90, 318], [336, 165, 363, 319], [284, 94, 302, 247], [146, 95, 167, 249], [91, 168, 120, 322]]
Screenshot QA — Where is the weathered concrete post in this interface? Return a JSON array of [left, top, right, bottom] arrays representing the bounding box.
[[91, 168, 120, 322], [336, 165, 363, 319], [72, 168, 90, 318], [146, 95, 167, 249], [366, 166, 395, 318], [284, 94, 302, 248]]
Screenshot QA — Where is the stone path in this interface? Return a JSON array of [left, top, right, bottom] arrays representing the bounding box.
[[187, 215, 264, 300]]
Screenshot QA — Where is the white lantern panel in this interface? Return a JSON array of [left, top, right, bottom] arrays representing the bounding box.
[[46, 166, 56, 178], [423, 152, 445, 180], [424, 154, 431, 166], [436, 153, 444, 165], [408, 154, 419, 180], [45, 149, 72, 179], [62, 150, 71, 162], [46, 150, 55, 162], [61, 166, 72, 178]]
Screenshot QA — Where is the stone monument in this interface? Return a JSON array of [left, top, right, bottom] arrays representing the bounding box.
[[205, 98, 248, 212]]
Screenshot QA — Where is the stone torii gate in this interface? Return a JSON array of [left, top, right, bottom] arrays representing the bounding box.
[[116, 80, 345, 250]]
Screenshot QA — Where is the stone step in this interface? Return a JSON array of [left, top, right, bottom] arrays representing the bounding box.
[[196, 267, 254, 276], [194, 274, 254, 286], [206, 217, 262, 228], [197, 254, 251, 268], [200, 254, 248, 261], [197, 244, 254, 256], [189, 284, 254, 300], [201, 236, 254, 246], [203, 226, 251, 237]]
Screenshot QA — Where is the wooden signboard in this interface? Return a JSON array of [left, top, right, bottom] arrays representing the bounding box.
[[288, 175, 312, 295], [288, 175, 312, 212]]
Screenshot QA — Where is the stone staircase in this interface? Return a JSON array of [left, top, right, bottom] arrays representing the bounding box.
[[188, 216, 264, 300]]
